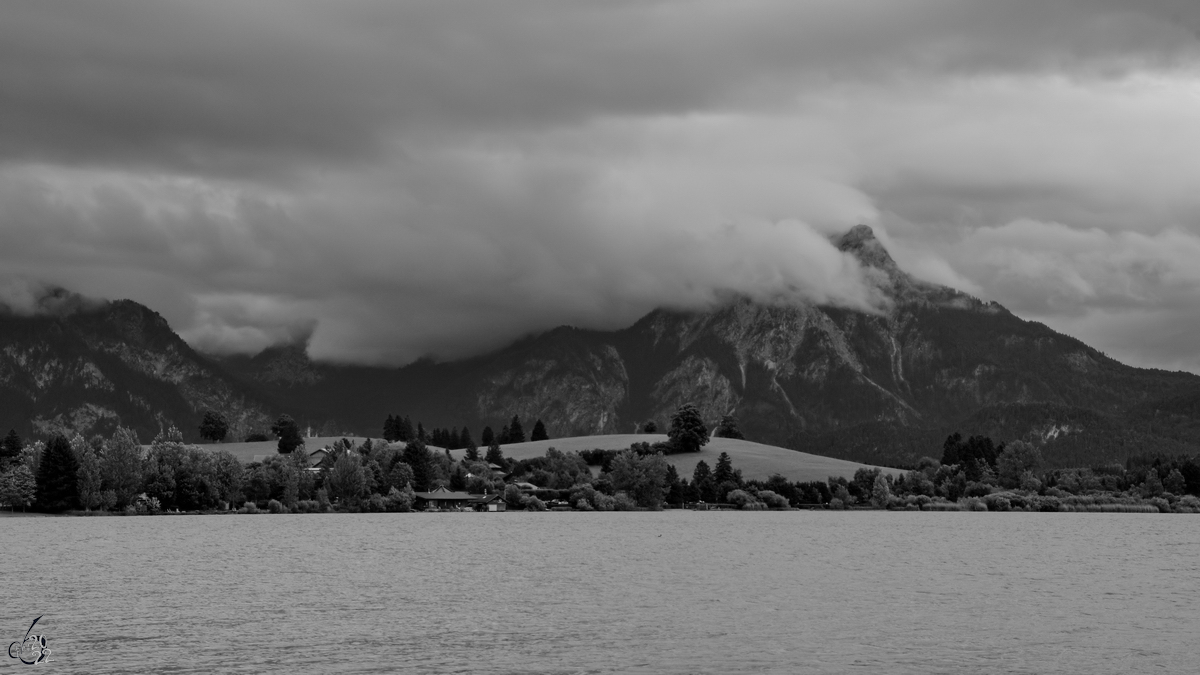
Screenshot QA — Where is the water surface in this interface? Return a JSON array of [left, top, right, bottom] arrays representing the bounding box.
[[3, 512, 1196, 673]]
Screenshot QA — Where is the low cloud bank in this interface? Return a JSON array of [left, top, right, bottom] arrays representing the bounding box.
[[0, 2, 1199, 370]]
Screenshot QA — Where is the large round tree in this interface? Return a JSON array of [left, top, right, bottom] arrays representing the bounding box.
[[668, 403, 709, 453], [199, 410, 229, 442], [271, 414, 304, 454]]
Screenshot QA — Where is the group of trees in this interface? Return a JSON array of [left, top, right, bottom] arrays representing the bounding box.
[[25, 400, 1200, 514], [382, 415, 417, 443], [383, 414, 550, 449], [481, 415, 550, 446], [814, 432, 1200, 512], [0, 427, 242, 513], [638, 407, 744, 443]]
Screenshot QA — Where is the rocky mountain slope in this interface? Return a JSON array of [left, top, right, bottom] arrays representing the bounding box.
[[4, 226, 1199, 466], [225, 225, 1200, 468], [0, 292, 272, 442]]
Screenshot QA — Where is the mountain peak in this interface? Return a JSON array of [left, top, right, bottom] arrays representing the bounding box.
[[835, 224, 899, 274], [837, 223, 877, 247]]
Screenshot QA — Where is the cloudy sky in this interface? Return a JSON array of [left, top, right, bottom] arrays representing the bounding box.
[[2, 1, 1199, 372]]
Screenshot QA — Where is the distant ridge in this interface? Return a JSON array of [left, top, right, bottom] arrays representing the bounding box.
[[219, 225, 1200, 468], [3, 225, 1200, 468]]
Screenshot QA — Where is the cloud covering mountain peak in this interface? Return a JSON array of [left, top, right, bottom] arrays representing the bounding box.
[[2, 2, 1200, 371]]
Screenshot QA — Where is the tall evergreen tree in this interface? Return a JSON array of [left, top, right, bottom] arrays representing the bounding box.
[[1, 428, 24, 467], [402, 438, 434, 492], [401, 416, 415, 442], [485, 442, 504, 466], [480, 426, 495, 447], [508, 416, 526, 444], [416, 422, 427, 443], [461, 427, 477, 456], [36, 435, 80, 512], [692, 460, 715, 502], [383, 415, 398, 442], [530, 419, 549, 442], [449, 465, 468, 491], [664, 464, 686, 505], [713, 452, 735, 485]]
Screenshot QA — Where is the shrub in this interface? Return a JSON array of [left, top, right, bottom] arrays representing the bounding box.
[[961, 497, 988, 511], [1177, 495, 1200, 513], [504, 484, 525, 509], [983, 494, 1011, 512], [569, 484, 599, 508], [267, 499, 285, 514], [316, 489, 331, 512], [612, 493, 638, 511], [726, 489, 760, 509], [964, 482, 992, 498], [757, 490, 790, 509], [362, 494, 387, 512], [124, 505, 138, 515], [240, 501, 260, 514], [521, 495, 547, 511], [574, 498, 594, 511], [592, 493, 615, 511], [1148, 497, 1171, 513], [828, 498, 845, 510], [385, 486, 415, 512], [1018, 471, 1043, 493], [1029, 496, 1061, 512], [921, 501, 962, 511]]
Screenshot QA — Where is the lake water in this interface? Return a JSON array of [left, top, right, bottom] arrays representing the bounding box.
[[3, 512, 1197, 674]]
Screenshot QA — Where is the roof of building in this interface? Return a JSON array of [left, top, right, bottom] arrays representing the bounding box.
[[413, 486, 475, 501]]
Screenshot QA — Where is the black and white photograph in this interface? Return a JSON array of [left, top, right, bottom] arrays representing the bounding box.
[[3, 1, 1199, 672]]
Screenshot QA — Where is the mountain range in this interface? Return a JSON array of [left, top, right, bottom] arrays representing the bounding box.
[[3, 225, 1199, 469]]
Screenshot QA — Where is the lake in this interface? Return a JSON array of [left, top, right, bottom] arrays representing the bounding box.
[[3, 512, 1197, 674]]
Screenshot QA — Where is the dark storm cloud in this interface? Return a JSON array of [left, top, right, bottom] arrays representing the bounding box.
[[1, 1, 1199, 369]]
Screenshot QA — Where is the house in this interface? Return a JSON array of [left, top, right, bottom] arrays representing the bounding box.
[[307, 447, 330, 467], [469, 494, 506, 512], [413, 486, 507, 511], [413, 486, 475, 510]]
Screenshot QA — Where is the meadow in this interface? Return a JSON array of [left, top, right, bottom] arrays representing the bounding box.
[[200, 433, 901, 482], [442, 433, 902, 482]]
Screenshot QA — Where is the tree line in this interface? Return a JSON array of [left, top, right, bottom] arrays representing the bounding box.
[[383, 413, 549, 448]]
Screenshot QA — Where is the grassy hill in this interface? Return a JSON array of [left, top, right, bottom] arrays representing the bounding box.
[[448, 434, 903, 482], [202, 433, 900, 482]]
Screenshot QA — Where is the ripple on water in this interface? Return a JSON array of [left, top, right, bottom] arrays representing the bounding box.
[[3, 511, 1198, 674]]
